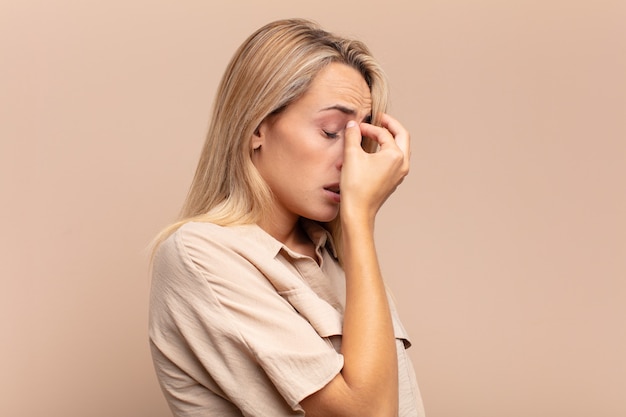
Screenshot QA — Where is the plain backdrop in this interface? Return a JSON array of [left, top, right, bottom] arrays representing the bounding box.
[[1, 1, 624, 416]]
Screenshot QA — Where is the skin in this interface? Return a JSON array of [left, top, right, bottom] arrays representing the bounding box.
[[251, 62, 411, 417], [251, 63, 373, 255]]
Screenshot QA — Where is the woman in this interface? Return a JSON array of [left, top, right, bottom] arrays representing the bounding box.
[[149, 18, 425, 417]]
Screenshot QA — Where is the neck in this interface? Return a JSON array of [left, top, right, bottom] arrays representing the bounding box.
[[257, 215, 316, 259]]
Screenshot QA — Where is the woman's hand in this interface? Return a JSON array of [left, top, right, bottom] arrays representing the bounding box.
[[301, 115, 407, 417], [340, 113, 411, 223]]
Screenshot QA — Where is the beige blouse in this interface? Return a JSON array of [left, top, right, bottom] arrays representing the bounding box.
[[149, 220, 425, 416]]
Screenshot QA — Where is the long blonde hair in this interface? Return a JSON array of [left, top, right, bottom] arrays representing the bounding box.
[[154, 18, 389, 262]]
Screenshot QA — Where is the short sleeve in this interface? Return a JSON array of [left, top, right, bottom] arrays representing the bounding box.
[[149, 224, 344, 416]]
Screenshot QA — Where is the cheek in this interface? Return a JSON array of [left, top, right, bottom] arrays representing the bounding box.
[[255, 138, 306, 184], [262, 123, 333, 177], [273, 132, 319, 165]]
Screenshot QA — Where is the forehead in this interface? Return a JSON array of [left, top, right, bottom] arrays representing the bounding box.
[[299, 63, 372, 116]]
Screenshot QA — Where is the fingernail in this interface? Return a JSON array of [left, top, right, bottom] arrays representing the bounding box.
[[346, 120, 357, 128]]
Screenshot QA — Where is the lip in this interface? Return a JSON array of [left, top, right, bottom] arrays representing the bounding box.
[[323, 183, 341, 203]]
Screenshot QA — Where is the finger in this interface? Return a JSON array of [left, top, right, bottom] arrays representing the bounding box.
[[344, 120, 362, 150], [379, 113, 410, 157], [359, 122, 395, 150]]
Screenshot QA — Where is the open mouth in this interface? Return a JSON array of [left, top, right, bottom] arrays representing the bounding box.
[[324, 185, 340, 194]]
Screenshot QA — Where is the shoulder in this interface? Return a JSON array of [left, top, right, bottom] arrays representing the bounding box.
[[162, 221, 278, 252], [171, 221, 235, 247], [153, 222, 219, 265], [154, 222, 240, 269], [153, 221, 282, 278]]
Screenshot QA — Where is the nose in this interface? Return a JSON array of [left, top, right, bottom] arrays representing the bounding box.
[[335, 139, 344, 171]]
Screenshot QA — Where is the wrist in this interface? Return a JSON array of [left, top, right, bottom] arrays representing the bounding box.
[[340, 204, 375, 234]]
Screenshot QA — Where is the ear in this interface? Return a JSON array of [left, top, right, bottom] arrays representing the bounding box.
[[250, 120, 267, 151]]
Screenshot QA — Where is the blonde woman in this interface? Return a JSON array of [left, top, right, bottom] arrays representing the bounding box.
[[149, 18, 425, 417]]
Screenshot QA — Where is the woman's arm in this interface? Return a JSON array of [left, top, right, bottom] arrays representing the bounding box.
[[300, 114, 411, 417]]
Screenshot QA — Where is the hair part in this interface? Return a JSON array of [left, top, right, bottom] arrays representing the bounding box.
[[153, 18, 389, 263]]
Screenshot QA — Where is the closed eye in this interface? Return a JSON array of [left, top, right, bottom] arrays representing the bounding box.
[[323, 130, 340, 139]]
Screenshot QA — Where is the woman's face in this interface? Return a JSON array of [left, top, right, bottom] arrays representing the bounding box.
[[252, 62, 372, 227]]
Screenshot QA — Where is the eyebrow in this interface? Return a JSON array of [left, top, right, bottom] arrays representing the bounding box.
[[319, 105, 372, 122], [320, 104, 357, 115]]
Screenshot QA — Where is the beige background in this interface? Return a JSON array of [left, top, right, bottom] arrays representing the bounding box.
[[1, 1, 624, 416]]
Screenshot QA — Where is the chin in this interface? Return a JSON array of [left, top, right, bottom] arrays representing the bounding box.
[[306, 209, 339, 223]]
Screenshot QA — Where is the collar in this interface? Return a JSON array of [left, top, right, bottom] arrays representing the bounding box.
[[231, 219, 338, 260], [300, 219, 338, 259]]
